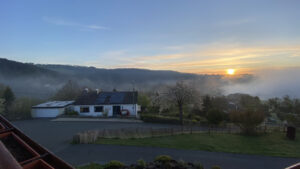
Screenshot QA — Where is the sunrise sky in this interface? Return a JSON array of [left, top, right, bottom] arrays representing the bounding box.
[[1, 0, 300, 74]]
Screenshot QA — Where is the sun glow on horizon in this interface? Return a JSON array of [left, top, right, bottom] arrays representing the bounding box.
[[226, 69, 235, 75]]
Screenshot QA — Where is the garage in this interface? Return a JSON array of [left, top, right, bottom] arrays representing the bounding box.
[[31, 101, 74, 118]]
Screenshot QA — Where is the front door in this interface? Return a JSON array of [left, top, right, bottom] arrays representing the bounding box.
[[113, 106, 121, 116]]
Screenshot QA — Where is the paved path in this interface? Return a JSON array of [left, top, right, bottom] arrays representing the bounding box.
[[13, 119, 299, 169]]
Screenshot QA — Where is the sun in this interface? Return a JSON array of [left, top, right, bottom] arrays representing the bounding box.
[[226, 69, 235, 75]]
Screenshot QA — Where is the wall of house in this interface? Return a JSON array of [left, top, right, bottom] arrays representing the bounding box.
[[73, 105, 107, 117], [73, 104, 140, 117], [31, 108, 65, 118]]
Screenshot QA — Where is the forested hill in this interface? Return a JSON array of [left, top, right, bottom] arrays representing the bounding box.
[[0, 58, 220, 99], [37, 64, 198, 84], [0, 58, 59, 78]]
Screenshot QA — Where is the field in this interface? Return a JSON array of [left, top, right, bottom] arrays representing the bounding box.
[[95, 132, 300, 158]]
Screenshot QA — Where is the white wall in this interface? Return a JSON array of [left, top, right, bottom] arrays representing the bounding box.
[[73, 104, 140, 117], [73, 105, 105, 117], [120, 104, 139, 117], [31, 108, 65, 118]]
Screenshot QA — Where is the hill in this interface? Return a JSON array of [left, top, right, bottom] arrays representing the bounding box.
[[0, 58, 216, 99]]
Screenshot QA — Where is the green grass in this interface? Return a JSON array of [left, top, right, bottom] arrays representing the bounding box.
[[95, 132, 300, 158]]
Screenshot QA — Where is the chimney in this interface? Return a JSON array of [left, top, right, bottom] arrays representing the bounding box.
[[96, 89, 101, 94]]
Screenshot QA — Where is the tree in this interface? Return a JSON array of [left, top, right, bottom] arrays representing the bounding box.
[[280, 95, 294, 114], [138, 93, 151, 112], [166, 81, 195, 125], [8, 97, 41, 120], [230, 108, 265, 134], [3, 87, 15, 105], [229, 94, 265, 135], [53, 80, 81, 100], [0, 98, 4, 115], [3, 87, 15, 115], [202, 95, 212, 115], [206, 108, 225, 126], [294, 99, 300, 115]]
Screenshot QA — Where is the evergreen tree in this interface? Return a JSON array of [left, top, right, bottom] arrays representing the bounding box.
[[3, 87, 15, 115]]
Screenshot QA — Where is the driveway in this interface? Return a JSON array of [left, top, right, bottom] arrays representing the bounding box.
[[13, 119, 299, 169]]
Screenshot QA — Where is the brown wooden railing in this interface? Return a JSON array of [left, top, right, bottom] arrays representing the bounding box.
[[0, 115, 74, 169]]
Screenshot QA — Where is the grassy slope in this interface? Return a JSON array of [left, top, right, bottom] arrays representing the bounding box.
[[95, 132, 300, 158]]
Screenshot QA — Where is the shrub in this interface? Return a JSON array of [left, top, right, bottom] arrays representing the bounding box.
[[103, 160, 124, 169], [230, 109, 265, 135], [178, 159, 188, 168], [206, 109, 225, 126], [136, 159, 146, 169], [154, 155, 172, 163], [103, 109, 109, 117], [140, 114, 198, 125], [7, 97, 41, 120], [194, 163, 204, 169], [211, 165, 221, 169], [77, 163, 103, 169], [140, 114, 181, 124], [65, 109, 79, 116]]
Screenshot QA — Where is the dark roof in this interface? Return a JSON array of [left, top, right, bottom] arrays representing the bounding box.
[[74, 91, 138, 105]]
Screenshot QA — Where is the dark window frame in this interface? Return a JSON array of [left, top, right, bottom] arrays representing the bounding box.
[[94, 106, 103, 112], [80, 107, 90, 113]]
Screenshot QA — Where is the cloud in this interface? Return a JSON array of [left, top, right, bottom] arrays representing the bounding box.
[[215, 18, 255, 27], [223, 67, 300, 98], [110, 43, 300, 74], [42, 16, 108, 30]]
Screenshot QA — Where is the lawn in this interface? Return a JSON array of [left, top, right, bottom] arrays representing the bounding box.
[[95, 132, 300, 158]]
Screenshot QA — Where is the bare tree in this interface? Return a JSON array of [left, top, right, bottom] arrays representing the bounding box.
[[166, 81, 195, 125], [53, 80, 82, 101]]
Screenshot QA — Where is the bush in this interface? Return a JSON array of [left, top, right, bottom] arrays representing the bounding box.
[[211, 165, 221, 169], [194, 163, 204, 169], [136, 159, 146, 169], [7, 97, 41, 120], [103, 161, 124, 169], [140, 114, 181, 124], [140, 114, 199, 125], [178, 159, 188, 168], [154, 155, 172, 163], [206, 109, 225, 126], [65, 109, 79, 116], [77, 163, 103, 169], [230, 109, 265, 135]]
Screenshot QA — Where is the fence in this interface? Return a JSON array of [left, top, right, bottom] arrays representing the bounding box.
[[72, 124, 242, 144], [73, 122, 290, 144]]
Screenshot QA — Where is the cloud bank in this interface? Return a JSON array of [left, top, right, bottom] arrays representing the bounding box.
[[223, 67, 300, 99]]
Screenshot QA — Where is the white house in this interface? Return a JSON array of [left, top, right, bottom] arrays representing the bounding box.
[[31, 101, 74, 118], [73, 91, 140, 117]]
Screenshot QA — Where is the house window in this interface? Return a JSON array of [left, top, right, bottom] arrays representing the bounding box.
[[94, 106, 103, 112], [80, 107, 90, 113]]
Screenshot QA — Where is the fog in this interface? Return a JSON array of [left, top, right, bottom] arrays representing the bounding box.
[[223, 68, 300, 99], [1, 58, 299, 100]]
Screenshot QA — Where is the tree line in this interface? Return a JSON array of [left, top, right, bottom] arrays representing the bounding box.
[[138, 81, 300, 135], [1, 80, 300, 135]]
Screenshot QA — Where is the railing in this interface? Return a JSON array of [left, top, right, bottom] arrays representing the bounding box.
[[285, 163, 300, 169], [0, 115, 74, 169]]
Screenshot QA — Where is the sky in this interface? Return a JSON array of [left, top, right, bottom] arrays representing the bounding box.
[[1, 0, 300, 74]]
